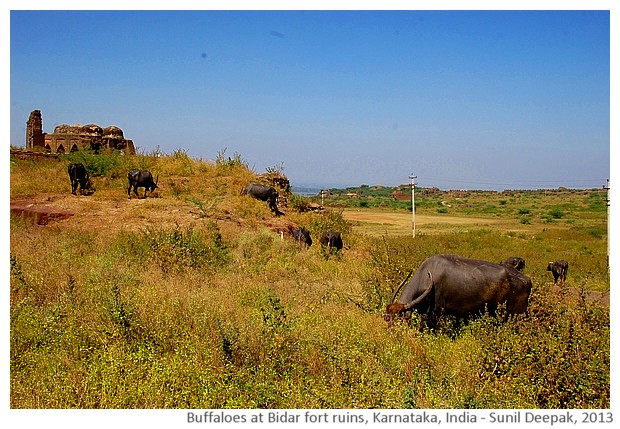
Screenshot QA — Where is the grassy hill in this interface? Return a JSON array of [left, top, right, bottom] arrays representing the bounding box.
[[9, 149, 609, 409]]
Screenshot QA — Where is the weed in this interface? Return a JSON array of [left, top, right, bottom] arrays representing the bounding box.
[[113, 224, 229, 274], [215, 147, 248, 173], [10, 253, 28, 292]]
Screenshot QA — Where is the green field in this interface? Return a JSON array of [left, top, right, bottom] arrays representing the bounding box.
[[10, 150, 610, 409]]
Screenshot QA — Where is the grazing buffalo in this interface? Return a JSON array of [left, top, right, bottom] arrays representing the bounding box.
[[386, 254, 532, 326], [319, 231, 343, 251], [547, 260, 569, 284], [127, 170, 158, 198], [292, 227, 312, 246], [500, 256, 526, 271], [68, 163, 93, 195], [242, 182, 280, 215]]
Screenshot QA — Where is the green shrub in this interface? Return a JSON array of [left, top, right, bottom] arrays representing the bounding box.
[[309, 209, 351, 236], [113, 223, 228, 274], [62, 150, 125, 178], [288, 194, 311, 213], [548, 208, 565, 219]]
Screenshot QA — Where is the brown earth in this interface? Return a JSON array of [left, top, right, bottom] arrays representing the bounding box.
[[549, 284, 610, 308], [9, 192, 300, 240], [10, 199, 74, 225]]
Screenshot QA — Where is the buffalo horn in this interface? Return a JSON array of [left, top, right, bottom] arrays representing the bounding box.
[[390, 271, 413, 304], [403, 271, 433, 311]]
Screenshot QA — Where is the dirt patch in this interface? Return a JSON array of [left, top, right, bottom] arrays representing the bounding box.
[[10, 199, 74, 225], [550, 284, 610, 308], [10, 193, 300, 240]]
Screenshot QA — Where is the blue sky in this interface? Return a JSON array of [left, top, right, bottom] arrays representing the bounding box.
[[9, 7, 611, 190]]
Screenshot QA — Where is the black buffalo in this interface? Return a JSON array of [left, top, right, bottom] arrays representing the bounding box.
[[547, 260, 569, 284], [292, 227, 312, 246], [386, 254, 532, 325], [242, 182, 280, 215], [68, 163, 93, 195], [319, 231, 343, 251], [127, 170, 158, 198], [500, 256, 526, 271]]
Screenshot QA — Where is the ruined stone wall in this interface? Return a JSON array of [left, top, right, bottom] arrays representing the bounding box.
[[26, 110, 136, 154], [26, 110, 44, 150]]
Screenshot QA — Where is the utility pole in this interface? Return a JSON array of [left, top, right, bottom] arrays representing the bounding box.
[[605, 178, 610, 268], [410, 173, 417, 238]]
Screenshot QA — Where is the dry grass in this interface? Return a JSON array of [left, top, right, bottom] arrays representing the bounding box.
[[10, 151, 609, 409], [343, 209, 526, 236]]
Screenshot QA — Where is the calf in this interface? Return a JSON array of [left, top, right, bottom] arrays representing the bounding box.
[[292, 227, 312, 246], [547, 260, 569, 284], [127, 170, 158, 198], [319, 231, 343, 251], [68, 163, 93, 195]]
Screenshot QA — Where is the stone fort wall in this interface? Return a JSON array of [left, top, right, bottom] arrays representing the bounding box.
[[26, 110, 136, 155]]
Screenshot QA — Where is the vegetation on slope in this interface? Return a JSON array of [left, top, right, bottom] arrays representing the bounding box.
[[9, 149, 609, 409]]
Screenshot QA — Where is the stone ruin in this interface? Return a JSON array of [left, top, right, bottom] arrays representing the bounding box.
[[257, 171, 291, 194], [26, 109, 136, 154], [257, 171, 291, 209]]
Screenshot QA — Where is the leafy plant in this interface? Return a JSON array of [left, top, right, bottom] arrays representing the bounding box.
[[62, 150, 124, 177], [548, 208, 565, 219]]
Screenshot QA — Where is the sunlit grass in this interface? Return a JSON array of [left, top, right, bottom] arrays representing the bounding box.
[[10, 151, 609, 409]]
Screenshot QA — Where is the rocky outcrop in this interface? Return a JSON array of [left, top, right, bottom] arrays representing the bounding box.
[[10, 200, 74, 225]]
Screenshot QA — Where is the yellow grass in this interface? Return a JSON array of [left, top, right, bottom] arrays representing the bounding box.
[[343, 208, 542, 236], [9, 152, 609, 409]]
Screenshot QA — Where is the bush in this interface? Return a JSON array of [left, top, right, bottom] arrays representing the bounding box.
[[548, 208, 565, 219], [473, 286, 610, 408], [288, 194, 311, 213], [112, 223, 228, 274], [309, 209, 351, 237], [62, 150, 125, 178]]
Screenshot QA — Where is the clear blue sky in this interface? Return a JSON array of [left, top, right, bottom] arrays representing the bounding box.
[[9, 8, 610, 190]]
